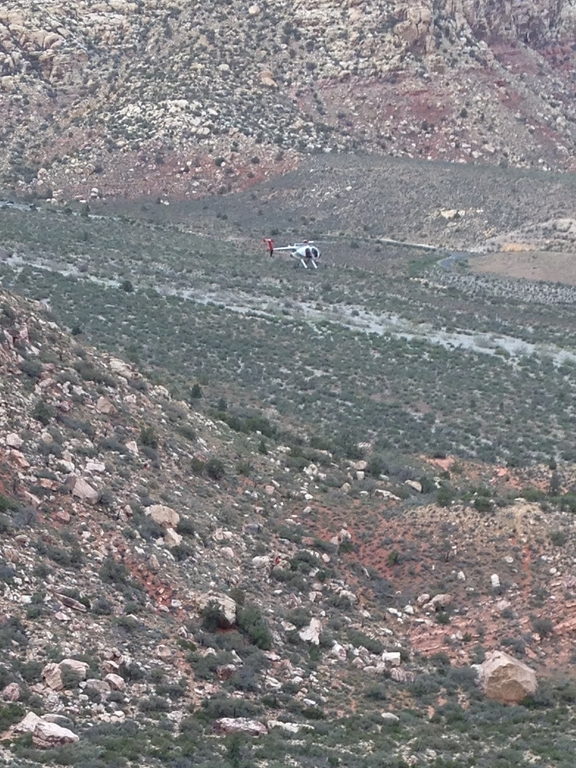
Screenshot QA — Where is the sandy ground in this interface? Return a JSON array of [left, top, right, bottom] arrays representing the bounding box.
[[472, 250, 576, 284]]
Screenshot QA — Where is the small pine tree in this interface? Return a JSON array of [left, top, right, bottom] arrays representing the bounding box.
[[549, 470, 561, 496], [190, 383, 202, 400]]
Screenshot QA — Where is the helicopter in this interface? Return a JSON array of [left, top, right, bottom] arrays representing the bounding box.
[[263, 238, 321, 269]]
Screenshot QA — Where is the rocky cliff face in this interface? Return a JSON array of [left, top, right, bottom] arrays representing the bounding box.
[[0, 0, 575, 199]]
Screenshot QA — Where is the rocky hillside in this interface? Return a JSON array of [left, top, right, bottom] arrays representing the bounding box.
[[1, 282, 576, 765], [1, 0, 575, 200]]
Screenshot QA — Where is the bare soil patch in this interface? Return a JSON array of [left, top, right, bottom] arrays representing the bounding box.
[[472, 250, 576, 285]]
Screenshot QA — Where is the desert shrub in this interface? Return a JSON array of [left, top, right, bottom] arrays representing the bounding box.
[[228, 651, 268, 693], [190, 383, 203, 400], [98, 488, 115, 507], [387, 550, 401, 566], [365, 683, 388, 701], [201, 601, 233, 632], [0, 703, 24, 731], [0, 514, 12, 535], [133, 512, 164, 541], [44, 542, 84, 569], [139, 695, 170, 713], [366, 455, 388, 477], [237, 604, 273, 650], [205, 458, 225, 481], [549, 529, 568, 546], [19, 358, 42, 379], [437, 484, 456, 507], [177, 424, 196, 442], [139, 425, 159, 448], [100, 556, 130, 584], [176, 517, 195, 536], [284, 608, 310, 629], [236, 459, 252, 476], [60, 666, 83, 689], [114, 615, 141, 634], [172, 544, 193, 562], [531, 616, 553, 637], [88, 595, 113, 617], [201, 696, 262, 720], [0, 616, 28, 647], [0, 493, 18, 513], [190, 457, 205, 475], [99, 437, 127, 454], [156, 678, 187, 700], [120, 661, 145, 681], [290, 549, 321, 573], [74, 360, 116, 387], [347, 629, 383, 655], [32, 399, 55, 425], [473, 496, 492, 512], [0, 560, 16, 583]]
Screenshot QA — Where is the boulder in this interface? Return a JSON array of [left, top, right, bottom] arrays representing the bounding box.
[[42, 662, 64, 691], [104, 673, 125, 691], [428, 593, 453, 611], [85, 679, 112, 697], [43, 659, 89, 690], [57, 593, 87, 612], [5, 432, 23, 448], [478, 650, 537, 704], [213, 717, 267, 736], [299, 617, 322, 645], [96, 396, 115, 414], [69, 476, 99, 504], [85, 460, 106, 474], [14, 712, 43, 733], [268, 720, 314, 733], [32, 719, 79, 749], [42, 714, 75, 728], [109, 358, 131, 377], [164, 527, 183, 548], [146, 504, 180, 528], [59, 659, 89, 681], [1, 682, 21, 701]]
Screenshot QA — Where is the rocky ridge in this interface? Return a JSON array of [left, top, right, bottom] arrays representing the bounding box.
[[0, 285, 497, 763], [1, 281, 576, 764], [0, 0, 575, 199]]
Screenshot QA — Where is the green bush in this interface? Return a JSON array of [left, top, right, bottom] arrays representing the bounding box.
[[347, 629, 383, 655], [201, 601, 233, 632], [0, 703, 24, 731], [237, 604, 273, 650], [202, 696, 262, 720], [205, 458, 225, 481], [100, 556, 130, 584], [32, 399, 55, 425], [139, 425, 159, 448], [19, 359, 43, 379]]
